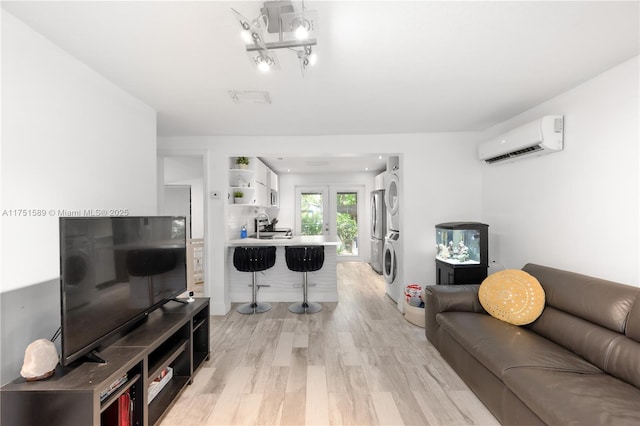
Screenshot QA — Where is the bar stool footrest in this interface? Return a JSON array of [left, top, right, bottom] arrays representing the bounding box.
[[292, 283, 316, 288]]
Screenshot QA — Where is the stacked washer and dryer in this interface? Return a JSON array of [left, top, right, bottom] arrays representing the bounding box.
[[383, 156, 402, 309]]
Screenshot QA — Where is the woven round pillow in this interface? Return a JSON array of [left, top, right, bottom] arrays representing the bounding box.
[[479, 269, 545, 325]]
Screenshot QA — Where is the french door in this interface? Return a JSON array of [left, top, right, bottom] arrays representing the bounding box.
[[295, 185, 364, 259]]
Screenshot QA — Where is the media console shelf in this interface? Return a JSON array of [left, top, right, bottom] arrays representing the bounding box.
[[1, 298, 209, 426]]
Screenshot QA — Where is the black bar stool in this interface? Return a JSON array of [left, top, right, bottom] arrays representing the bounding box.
[[285, 246, 324, 314], [233, 246, 276, 314]]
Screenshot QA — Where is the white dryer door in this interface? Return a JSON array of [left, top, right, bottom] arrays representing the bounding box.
[[385, 173, 399, 216], [383, 240, 396, 284]]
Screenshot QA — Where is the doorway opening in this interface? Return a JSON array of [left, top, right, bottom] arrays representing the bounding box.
[[160, 156, 205, 295]]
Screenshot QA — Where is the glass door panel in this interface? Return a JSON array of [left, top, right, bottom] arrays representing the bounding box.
[[295, 186, 329, 236], [301, 192, 324, 235], [336, 192, 358, 256]]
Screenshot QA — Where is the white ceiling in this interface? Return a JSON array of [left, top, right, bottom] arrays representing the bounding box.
[[260, 154, 388, 174], [3, 1, 639, 172]]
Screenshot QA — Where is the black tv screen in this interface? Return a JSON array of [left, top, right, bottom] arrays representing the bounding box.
[[59, 216, 187, 366]]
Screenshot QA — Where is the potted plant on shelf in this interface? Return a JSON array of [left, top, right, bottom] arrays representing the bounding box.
[[236, 157, 249, 169], [234, 190, 245, 204]]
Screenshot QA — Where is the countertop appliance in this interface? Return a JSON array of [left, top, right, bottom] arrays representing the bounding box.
[[369, 189, 386, 274]]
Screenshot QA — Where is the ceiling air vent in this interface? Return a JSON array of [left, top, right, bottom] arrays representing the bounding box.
[[228, 90, 272, 104]]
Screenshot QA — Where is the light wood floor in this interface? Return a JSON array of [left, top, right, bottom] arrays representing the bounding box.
[[160, 262, 499, 426]]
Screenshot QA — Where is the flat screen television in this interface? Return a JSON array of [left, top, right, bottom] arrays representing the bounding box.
[[59, 216, 187, 366]]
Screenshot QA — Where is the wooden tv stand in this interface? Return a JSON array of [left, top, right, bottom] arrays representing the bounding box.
[[1, 298, 210, 426]]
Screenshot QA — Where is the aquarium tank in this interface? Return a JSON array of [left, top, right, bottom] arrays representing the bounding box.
[[435, 222, 488, 266]]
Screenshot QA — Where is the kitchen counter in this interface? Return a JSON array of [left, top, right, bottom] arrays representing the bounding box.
[[228, 235, 341, 247], [227, 235, 339, 303]]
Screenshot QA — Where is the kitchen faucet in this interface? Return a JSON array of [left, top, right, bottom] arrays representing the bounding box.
[[256, 212, 270, 239]]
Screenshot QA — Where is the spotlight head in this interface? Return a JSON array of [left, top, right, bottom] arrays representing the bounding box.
[[281, 10, 318, 42], [299, 46, 317, 70], [258, 61, 271, 72], [308, 52, 318, 66], [291, 17, 311, 40], [232, 8, 267, 49], [254, 54, 275, 72], [295, 24, 309, 40]]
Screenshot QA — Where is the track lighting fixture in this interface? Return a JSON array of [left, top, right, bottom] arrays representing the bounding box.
[[232, 1, 318, 75]]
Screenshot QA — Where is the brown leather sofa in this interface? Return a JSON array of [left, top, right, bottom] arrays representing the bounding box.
[[425, 263, 640, 425]]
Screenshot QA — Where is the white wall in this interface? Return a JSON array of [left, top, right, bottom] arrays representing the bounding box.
[[480, 56, 639, 286], [1, 11, 157, 383], [158, 134, 481, 314], [1, 11, 157, 291]]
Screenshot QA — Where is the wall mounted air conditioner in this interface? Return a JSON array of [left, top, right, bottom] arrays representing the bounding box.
[[479, 115, 564, 164]]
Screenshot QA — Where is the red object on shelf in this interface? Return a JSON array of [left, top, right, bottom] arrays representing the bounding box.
[[119, 391, 131, 426]]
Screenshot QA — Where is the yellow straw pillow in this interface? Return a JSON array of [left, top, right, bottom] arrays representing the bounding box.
[[479, 269, 545, 325]]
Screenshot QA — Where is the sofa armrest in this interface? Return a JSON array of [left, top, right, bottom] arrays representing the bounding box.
[[425, 284, 484, 346], [425, 284, 484, 313]]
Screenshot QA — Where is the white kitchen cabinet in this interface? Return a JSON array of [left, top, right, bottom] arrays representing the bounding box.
[[269, 170, 278, 192], [268, 170, 279, 206], [255, 159, 268, 187], [254, 159, 269, 206]]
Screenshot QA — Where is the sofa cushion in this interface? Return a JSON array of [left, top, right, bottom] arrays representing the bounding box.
[[528, 306, 640, 389], [437, 312, 601, 379], [503, 366, 640, 426], [522, 264, 639, 333], [479, 269, 545, 325]]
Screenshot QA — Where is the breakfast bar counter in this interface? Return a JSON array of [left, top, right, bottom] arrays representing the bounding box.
[[228, 235, 341, 247], [227, 236, 340, 303]]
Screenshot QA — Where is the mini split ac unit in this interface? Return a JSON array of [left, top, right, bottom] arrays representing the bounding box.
[[478, 115, 564, 164]]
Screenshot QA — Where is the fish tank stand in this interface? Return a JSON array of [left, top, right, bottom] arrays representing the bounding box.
[[435, 222, 489, 285]]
